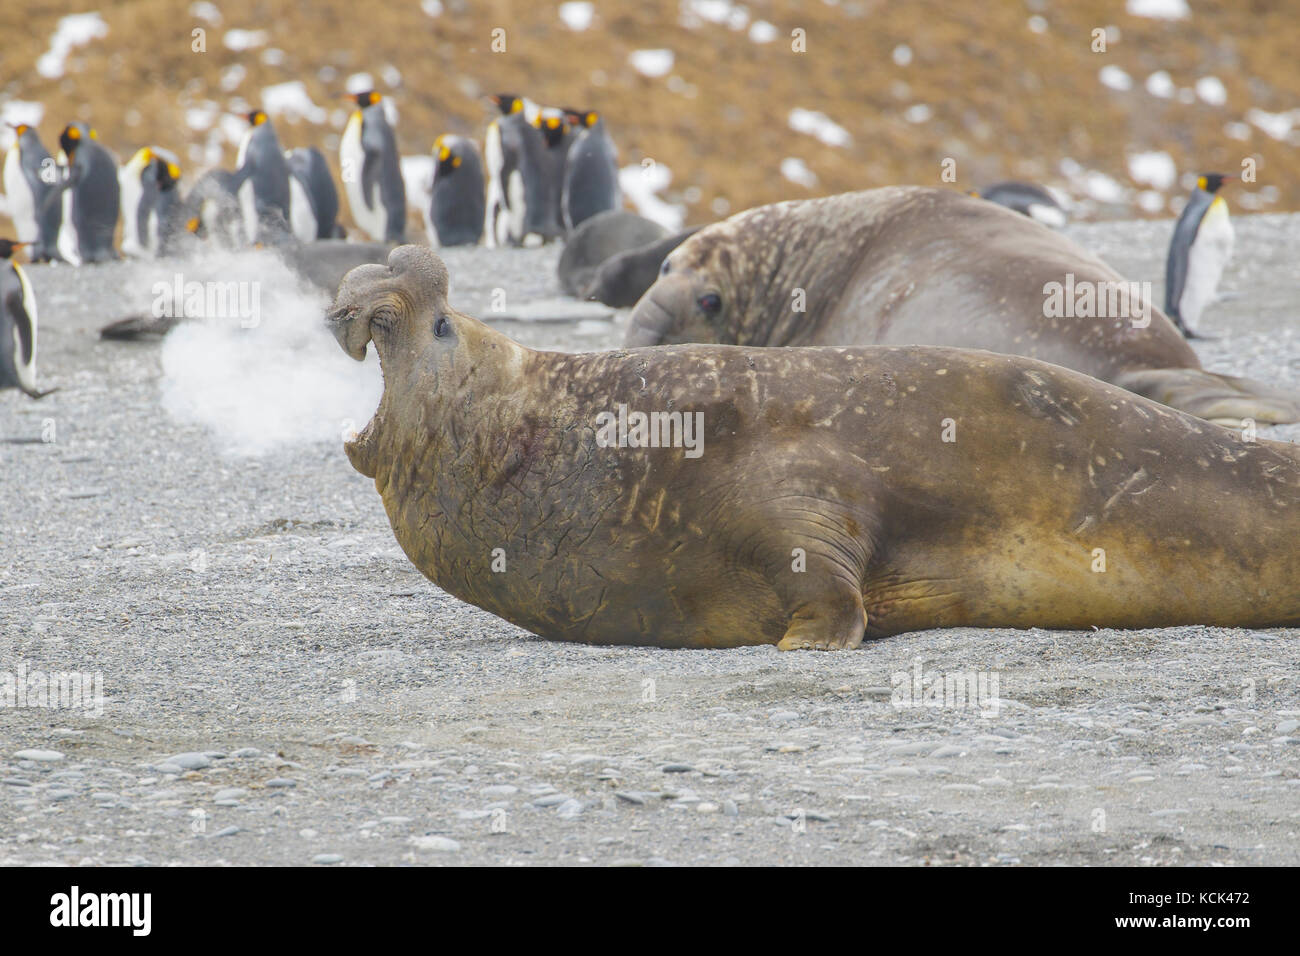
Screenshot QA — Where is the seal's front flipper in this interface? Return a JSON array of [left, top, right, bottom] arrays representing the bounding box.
[[1116, 367, 1300, 426], [776, 583, 867, 652]]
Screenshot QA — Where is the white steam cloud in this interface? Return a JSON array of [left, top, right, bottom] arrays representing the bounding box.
[[157, 249, 381, 457]]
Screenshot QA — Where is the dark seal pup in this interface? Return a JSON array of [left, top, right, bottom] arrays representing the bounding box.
[[625, 187, 1298, 426], [327, 246, 1300, 650]]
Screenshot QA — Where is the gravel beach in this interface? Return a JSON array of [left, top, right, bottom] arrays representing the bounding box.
[[1, 215, 1297, 867]]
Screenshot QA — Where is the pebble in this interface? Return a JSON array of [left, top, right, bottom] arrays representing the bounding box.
[[481, 784, 518, 797], [48, 789, 77, 801], [556, 798, 585, 819], [769, 711, 800, 724], [167, 753, 213, 770], [213, 788, 248, 802], [13, 750, 64, 762], [1278, 720, 1299, 735], [723, 800, 739, 817], [409, 835, 460, 852], [211, 826, 240, 837], [531, 793, 570, 808], [312, 853, 344, 864], [661, 764, 694, 773], [265, 778, 297, 788], [615, 791, 647, 805]]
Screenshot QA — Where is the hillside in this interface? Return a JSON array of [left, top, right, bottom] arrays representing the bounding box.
[[2, 0, 1298, 233]]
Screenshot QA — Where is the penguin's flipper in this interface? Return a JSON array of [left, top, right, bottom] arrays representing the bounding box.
[[360, 150, 380, 211], [98, 313, 181, 340], [18, 383, 58, 399], [1116, 367, 1300, 426]]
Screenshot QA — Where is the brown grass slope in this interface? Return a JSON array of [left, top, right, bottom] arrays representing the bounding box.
[[2, 0, 1297, 235]]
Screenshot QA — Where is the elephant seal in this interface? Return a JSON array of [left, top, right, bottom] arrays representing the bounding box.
[[557, 210, 667, 297], [327, 246, 1300, 650], [625, 187, 1299, 426], [585, 226, 703, 307]]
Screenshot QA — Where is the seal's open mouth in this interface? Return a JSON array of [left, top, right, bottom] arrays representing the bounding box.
[[326, 303, 383, 480]]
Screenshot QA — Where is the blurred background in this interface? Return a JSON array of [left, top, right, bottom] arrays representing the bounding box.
[[1, 0, 1297, 234]]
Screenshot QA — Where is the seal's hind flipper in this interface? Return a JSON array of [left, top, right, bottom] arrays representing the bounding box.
[[1116, 367, 1300, 426]]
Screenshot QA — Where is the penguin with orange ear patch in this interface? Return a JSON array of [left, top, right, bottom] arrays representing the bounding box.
[[0, 239, 55, 398], [428, 135, 484, 247], [49, 122, 119, 264], [560, 108, 620, 232], [339, 91, 406, 242], [230, 109, 292, 244]]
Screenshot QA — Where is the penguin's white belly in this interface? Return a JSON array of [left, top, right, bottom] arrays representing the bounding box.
[[340, 116, 384, 241], [57, 187, 81, 265], [11, 263, 38, 391], [288, 176, 317, 242], [3, 150, 38, 242], [237, 178, 258, 244], [1182, 201, 1234, 331], [506, 169, 526, 244], [119, 166, 146, 257]]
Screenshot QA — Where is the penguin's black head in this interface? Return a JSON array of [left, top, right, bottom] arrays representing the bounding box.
[[9, 123, 30, 137], [533, 112, 569, 148], [490, 93, 524, 115], [562, 108, 598, 128], [155, 157, 182, 190], [346, 91, 382, 109], [1197, 173, 1233, 193], [248, 110, 269, 126], [0, 239, 28, 260], [59, 124, 83, 155], [434, 137, 462, 176]]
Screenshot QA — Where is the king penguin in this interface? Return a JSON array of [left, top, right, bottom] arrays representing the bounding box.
[[428, 135, 485, 247], [50, 123, 119, 264], [483, 93, 537, 248], [1165, 172, 1235, 339], [120, 146, 184, 258], [285, 146, 343, 241], [178, 168, 244, 249], [560, 108, 620, 232], [521, 107, 572, 245], [339, 91, 406, 242], [0, 239, 55, 398], [3, 124, 63, 262], [230, 110, 292, 244]]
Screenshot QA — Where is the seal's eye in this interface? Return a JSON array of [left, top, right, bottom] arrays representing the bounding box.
[[434, 315, 450, 338], [659, 259, 671, 276], [698, 293, 722, 315]]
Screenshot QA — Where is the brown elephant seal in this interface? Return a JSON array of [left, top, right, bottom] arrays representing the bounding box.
[[327, 245, 1300, 650], [625, 187, 1299, 426]]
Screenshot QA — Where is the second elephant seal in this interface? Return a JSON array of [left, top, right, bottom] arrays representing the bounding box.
[[625, 187, 1298, 426]]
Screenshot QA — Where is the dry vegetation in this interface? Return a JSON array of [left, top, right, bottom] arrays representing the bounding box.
[[2, 0, 1297, 234]]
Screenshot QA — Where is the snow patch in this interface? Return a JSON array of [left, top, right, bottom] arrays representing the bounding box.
[[749, 20, 777, 43], [1099, 65, 1132, 92], [1195, 76, 1227, 106], [788, 108, 852, 148], [559, 2, 594, 31], [223, 29, 269, 51], [619, 162, 685, 231], [190, 2, 223, 25], [892, 45, 913, 66], [629, 50, 675, 78], [262, 82, 327, 124], [1127, 151, 1176, 190], [780, 158, 818, 189], [36, 13, 109, 80], [1145, 71, 1174, 98], [1126, 0, 1189, 20]]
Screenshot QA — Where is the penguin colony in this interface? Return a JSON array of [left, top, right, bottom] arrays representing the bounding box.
[[0, 82, 1236, 400]]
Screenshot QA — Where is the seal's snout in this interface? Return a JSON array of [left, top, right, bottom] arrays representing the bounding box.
[[625, 276, 693, 347]]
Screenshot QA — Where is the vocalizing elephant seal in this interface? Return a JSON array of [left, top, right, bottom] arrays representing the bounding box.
[[626, 187, 1299, 426], [328, 246, 1300, 650]]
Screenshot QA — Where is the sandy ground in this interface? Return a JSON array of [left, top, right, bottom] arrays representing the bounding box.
[[1, 215, 1297, 867]]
